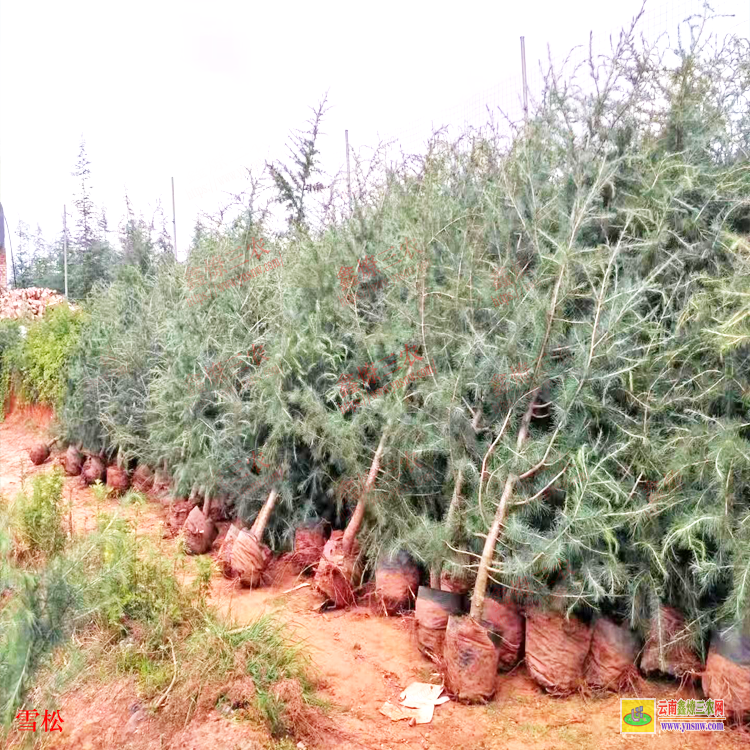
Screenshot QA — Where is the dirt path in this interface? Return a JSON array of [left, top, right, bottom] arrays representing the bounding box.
[[2, 406, 748, 750]]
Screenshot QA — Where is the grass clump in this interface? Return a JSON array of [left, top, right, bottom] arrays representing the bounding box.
[[10, 468, 68, 561], [0, 474, 318, 745]]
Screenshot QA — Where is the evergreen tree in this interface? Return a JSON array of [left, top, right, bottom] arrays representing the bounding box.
[[268, 94, 329, 234], [69, 140, 114, 298], [12, 221, 35, 288], [119, 195, 156, 274], [72, 140, 96, 251]]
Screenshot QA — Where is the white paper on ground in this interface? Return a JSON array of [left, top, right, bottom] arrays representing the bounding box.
[[379, 682, 449, 725]]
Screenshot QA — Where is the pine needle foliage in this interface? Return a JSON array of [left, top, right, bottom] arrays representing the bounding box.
[[17, 7, 744, 646]]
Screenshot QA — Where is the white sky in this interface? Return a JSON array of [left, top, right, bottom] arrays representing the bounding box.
[[0, 0, 747, 267]]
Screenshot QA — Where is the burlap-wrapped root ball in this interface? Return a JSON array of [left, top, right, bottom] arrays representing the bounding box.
[[106, 466, 130, 496], [481, 596, 524, 671], [293, 523, 327, 574], [28, 442, 50, 465], [152, 469, 172, 496], [415, 586, 465, 658], [639, 606, 702, 679], [313, 530, 360, 608], [585, 618, 640, 691], [525, 609, 592, 695], [444, 615, 499, 703], [62, 445, 83, 476], [218, 524, 240, 578], [440, 570, 474, 595], [374, 551, 421, 615], [82, 455, 106, 485], [231, 529, 272, 588], [183, 506, 218, 555], [131, 464, 154, 493], [702, 626, 750, 719]]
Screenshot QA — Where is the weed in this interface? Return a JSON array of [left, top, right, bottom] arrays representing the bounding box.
[[10, 468, 67, 561], [1, 506, 318, 744], [119, 489, 148, 507], [91, 480, 110, 504], [555, 725, 589, 744]]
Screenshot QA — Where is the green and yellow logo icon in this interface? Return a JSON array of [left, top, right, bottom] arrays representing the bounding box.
[[621, 699, 655, 734]]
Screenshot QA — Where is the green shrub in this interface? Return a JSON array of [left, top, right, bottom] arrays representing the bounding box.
[[11, 468, 67, 560], [0, 319, 21, 415], [1, 306, 85, 411]]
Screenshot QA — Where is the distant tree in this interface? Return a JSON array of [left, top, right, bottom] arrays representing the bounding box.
[[73, 140, 96, 251], [152, 203, 175, 261], [13, 220, 35, 287], [119, 195, 156, 274], [68, 141, 115, 298], [267, 94, 329, 233]]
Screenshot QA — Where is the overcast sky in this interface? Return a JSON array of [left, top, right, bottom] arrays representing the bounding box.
[[0, 0, 746, 266]]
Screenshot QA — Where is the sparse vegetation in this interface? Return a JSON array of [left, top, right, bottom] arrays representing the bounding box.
[[0, 473, 318, 747]]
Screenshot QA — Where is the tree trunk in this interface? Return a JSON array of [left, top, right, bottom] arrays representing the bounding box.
[[431, 467, 465, 586], [202, 491, 212, 517], [429, 567, 441, 589], [445, 467, 464, 539], [470, 392, 538, 619], [341, 432, 387, 556], [251, 488, 279, 540], [469, 474, 518, 619]]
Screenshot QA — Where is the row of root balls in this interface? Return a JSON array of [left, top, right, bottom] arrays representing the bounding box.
[[30, 443, 132, 494], [417, 591, 747, 713], [37, 444, 748, 717]]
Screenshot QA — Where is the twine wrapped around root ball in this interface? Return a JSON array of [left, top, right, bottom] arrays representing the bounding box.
[[444, 615, 499, 703], [62, 445, 83, 476], [131, 464, 154, 492], [183, 506, 218, 555], [231, 529, 272, 588], [639, 605, 702, 680], [374, 552, 421, 616], [28, 442, 50, 465], [415, 587, 466, 659], [703, 651, 750, 719], [81, 455, 106, 485], [585, 617, 641, 692], [525, 609, 593, 696], [481, 596, 524, 671], [106, 466, 130, 496], [313, 531, 360, 608], [702, 628, 750, 719], [218, 524, 241, 578], [292, 524, 327, 574], [440, 570, 474, 595]]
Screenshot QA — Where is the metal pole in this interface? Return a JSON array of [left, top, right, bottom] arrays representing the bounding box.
[[1, 202, 15, 288], [520, 36, 529, 124], [171, 177, 177, 254], [0, 201, 5, 290], [63, 205, 68, 298], [345, 130, 352, 215]]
